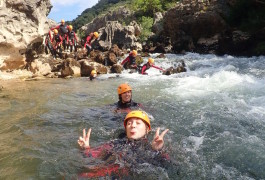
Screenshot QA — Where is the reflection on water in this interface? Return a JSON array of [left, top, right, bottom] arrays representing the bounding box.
[[0, 53, 265, 179]]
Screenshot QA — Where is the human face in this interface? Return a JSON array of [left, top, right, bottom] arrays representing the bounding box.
[[126, 118, 148, 140], [121, 90, 132, 103]]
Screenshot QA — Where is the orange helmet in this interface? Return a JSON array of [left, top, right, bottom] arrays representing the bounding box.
[[68, 25, 73, 31], [117, 83, 132, 95], [148, 58, 154, 64], [131, 50, 137, 57], [124, 110, 151, 130], [53, 29, 58, 35], [93, 32, 99, 38], [90, 70, 97, 76], [61, 19, 65, 24]]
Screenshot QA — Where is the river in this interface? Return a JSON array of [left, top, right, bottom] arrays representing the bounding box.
[[0, 53, 265, 179]]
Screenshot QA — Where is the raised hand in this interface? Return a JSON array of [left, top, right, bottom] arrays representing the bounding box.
[[78, 128, 91, 149], [152, 128, 169, 151]]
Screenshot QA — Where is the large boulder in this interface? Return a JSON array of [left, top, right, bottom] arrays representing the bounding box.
[[0, 0, 53, 70], [97, 21, 142, 50], [60, 58, 81, 77], [81, 7, 132, 35], [79, 60, 108, 76]]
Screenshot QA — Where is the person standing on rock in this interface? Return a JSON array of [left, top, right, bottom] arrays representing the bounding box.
[[66, 25, 78, 52], [84, 32, 99, 57], [139, 58, 165, 75], [51, 19, 69, 51], [51, 29, 63, 59], [121, 50, 138, 70]]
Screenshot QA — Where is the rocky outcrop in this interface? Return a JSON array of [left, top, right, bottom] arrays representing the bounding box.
[[96, 21, 142, 50], [81, 7, 132, 35], [0, 0, 53, 71], [158, 0, 265, 56], [81, 7, 142, 51]]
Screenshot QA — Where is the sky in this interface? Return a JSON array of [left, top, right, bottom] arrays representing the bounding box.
[[48, 0, 98, 23]]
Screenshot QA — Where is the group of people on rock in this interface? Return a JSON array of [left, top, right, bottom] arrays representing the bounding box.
[[47, 19, 186, 80], [46, 19, 99, 59], [77, 83, 174, 178]]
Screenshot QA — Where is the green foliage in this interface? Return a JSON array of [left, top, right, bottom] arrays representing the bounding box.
[[71, 0, 131, 30], [133, 0, 162, 17], [227, 0, 265, 32], [70, 0, 180, 36], [139, 16, 153, 42]]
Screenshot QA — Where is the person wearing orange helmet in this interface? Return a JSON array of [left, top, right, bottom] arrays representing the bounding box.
[[140, 58, 165, 75], [77, 110, 170, 178], [50, 19, 69, 51], [51, 29, 63, 59], [121, 50, 138, 70], [84, 32, 99, 56], [66, 25, 78, 52], [115, 83, 141, 112], [89, 69, 97, 81]]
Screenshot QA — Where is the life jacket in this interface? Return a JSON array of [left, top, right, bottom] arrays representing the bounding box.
[[116, 100, 139, 109], [79, 138, 173, 178], [128, 55, 136, 65], [54, 34, 61, 43], [143, 62, 151, 71], [68, 31, 75, 40], [59, 24, 68, 34]]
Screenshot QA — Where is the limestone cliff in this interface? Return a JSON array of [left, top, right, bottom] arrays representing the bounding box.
[[0, 0, 53, 70]]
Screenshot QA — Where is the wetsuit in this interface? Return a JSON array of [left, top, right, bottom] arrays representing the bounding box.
[[79, 138, 177, 179], [51, 24, 69, 50], [84, 34, 95, 56], [121, 53, 137, 69], [51, 34, 63, 59], [67, 30, 78, 52], [140, 62, 163, 75], [114, 100, 141, 113], [44, 31, 53, 54]]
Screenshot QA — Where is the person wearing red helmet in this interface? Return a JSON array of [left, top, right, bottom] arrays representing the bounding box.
[[84, 32, 99, 57], [78, 110, 171, 179]]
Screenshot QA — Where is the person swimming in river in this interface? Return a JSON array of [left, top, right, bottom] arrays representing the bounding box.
[[114, 83, 142, 113], [121, 50, 138, 70], [78, 110, 172, 178], [139, 58, 165, 75], [89, 70, 97, 81]]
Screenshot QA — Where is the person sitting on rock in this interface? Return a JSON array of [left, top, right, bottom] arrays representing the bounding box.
[[121, 50, 138, 70], [89, 70, 97, 81], [66, 25, 78, 52], [77, 110, 171, 179], [51, 29, 63, 59], [140, 58, 165, 75], [83, 32, 99, 57], [50, 19, 69, 51]]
